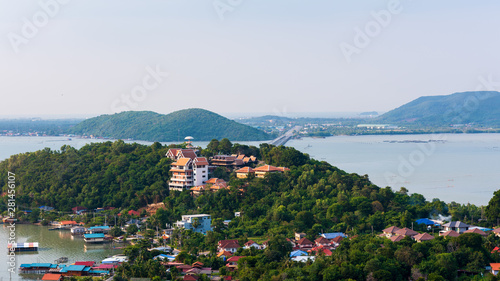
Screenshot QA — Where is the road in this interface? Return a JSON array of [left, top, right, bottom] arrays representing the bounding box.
[[268, 126, 302, 146]]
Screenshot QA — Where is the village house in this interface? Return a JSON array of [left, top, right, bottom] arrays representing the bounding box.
[[464, 228, 488, 236], [169, 157, 209, 191], [382, 226, 401, 237], [83, 233, 105, 243], [210, 155, 242, 167], [296, 237, 314, 250], [235, 167, 254, 179], [442, 221, 470, 233], [60, 265, 91, 277], [54, 220, 78, 229], [243, 240, 261, 250], [390, 235, 405, 242], [440, 230, 460, 238], [217, 250, 233, 259], [174, 214, 212, 235], [71, 206, 87, 214], [491, 263, 500, 276], [331, 236, 344, 247], [226, 256, 244, 271], [253, 165, 290, 178], [295, 232, 306, 241], [413, 233, 435, 242], [42, 273, 63, 281], [218, 240, 241, 254], [70, 226, 86, 235], [494, 228, 500, 237], [88, 225, 110, 234], [290, 250, 308, 258], [394, 228, 418, 237], [314, 237, 331, 248]]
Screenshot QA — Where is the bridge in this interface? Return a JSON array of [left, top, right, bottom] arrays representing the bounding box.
[[269, 126, 302, 146]]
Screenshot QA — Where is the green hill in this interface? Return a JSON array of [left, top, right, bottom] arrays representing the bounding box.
[[378, 91, 500, 126], [70, 109, 271, 142]]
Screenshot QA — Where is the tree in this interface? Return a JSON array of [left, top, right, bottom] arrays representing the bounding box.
[[295, 211, 314, 231], [486, 190, 500, 223], [127, 224, 138, 235], [207, 139, 220, 152], [218, 138, 232, 154], [109, 226, 124, 237]]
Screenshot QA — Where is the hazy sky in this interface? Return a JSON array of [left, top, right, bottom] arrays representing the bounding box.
[[1, 0, 500, 118]]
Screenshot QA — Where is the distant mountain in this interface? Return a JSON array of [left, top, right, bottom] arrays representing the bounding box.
[[70, 109, 271, 142], [378, 91, 500, 126]]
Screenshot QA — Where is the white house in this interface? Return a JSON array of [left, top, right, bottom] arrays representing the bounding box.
[[243, 240, 260, 250], [174, 214, 212, 235]]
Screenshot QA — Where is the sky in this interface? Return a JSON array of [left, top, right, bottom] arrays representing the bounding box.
[[1, 0, 500, 119]]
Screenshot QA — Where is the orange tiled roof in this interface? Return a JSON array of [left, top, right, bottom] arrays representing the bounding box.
[[491, 263, 500, 271], [390, 235, 404, 242], [464, 228, 488, 236], [395, 228, 418, 237], [42, 274, 62, 281], [253, 165, 281, 172], [413, 233, 434, 241], [297, 237, 313, 245], [237, 155, 245, 160], [382, 226, 401, 234], [315, 237, 330, 244], [194, 157, 209, 166], [173, 158, 191, 166], [236, 167, 254, 173], [190, 185, 206, 192], [440, 230, 460, 237], [217, 251, 233, 258], [206, 178, 226, 184], [178, 149, 197, 160]]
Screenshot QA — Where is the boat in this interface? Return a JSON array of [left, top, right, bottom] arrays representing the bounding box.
[[113, 236, 125, 243], [2, 217, 17, 223], [55, 257, 68, 263]]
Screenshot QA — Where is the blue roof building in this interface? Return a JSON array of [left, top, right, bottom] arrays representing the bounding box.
[[290, 250, 308, 257], [416, 218, 441, 226], [60, 265, 91, 273]]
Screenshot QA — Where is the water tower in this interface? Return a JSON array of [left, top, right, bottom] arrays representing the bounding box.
[[185, 136, 194, 148]]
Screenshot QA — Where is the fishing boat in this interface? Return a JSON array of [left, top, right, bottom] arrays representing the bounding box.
[[55, 257, 68, 264]]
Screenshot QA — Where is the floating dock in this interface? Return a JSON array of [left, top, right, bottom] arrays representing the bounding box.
[[8, 242, 39, 252]]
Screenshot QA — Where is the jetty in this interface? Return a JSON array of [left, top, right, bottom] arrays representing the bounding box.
[[8, 242, 39, 252]]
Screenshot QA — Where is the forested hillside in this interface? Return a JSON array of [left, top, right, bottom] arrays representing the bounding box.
[[378, 91, 500, 126], [2, 141, 500, 280], [70, 109, 271, 141], [0, 141, 172, 211]]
